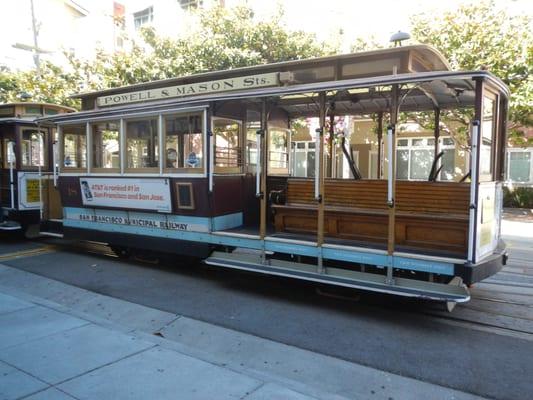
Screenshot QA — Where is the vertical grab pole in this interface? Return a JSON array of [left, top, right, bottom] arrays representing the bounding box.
[[208, 115, 214, 194], [433, 107, 441, 165], [316, 92, 326, 273], [386, 84, 399, 284], [53, 127, 59, 187], [377, 111, 383, 179], [255, 130, 262, 198], [37, 124, 43, 220], [8, 141, 15, 209], [468, 121, 480, 263], [259, 99, 268, 242]]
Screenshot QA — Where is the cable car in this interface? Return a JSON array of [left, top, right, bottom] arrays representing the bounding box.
[[38, 45, 509, 307], [0, 102, 75, 234]]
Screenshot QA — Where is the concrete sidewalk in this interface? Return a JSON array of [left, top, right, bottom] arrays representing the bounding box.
[[0, 263, 484, 400]]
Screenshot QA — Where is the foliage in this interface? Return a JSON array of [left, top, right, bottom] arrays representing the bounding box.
[[1, 5, 331, 109], [503, 186, 533, 208], [0, 62, 80, 108], [350, 1, 532, 147], [410, 0, 533, 146], [70, 6, 333, 93]]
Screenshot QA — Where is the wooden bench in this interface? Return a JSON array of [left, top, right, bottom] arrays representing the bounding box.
[[272, 179, 469, 257]]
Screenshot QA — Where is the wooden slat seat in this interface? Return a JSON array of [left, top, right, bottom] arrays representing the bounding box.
[[272, 178, 470, 256]]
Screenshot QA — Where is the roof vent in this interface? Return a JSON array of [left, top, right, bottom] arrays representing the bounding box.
[[390, 31, 410, 47]]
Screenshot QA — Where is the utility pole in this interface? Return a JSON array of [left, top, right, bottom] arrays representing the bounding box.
[[30, 0, 40, 76]]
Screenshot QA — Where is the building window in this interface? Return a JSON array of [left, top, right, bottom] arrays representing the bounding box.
[[92, 121, 120, 170], [291, 141, 315, 178], [126, 118, 159, 169], [21, 129, 46, 167], [214, 118, 242, 173], [63, 124, 87, 169], [396, 137, 455, 181], [164, 113, 203, 171], [134, 6, 153, 30], [507, 150, 532, 183], [179, 0, 203, 11]]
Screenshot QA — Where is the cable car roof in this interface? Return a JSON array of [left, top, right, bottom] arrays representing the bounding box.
[[71, 45, 452, 102], [39, 70, 509, 124]]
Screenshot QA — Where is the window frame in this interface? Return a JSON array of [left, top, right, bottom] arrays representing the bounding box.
[[506, 148, 533, 184], [213, 117, 243, 174], [91, 120, 121, 173], [163, 111, 205, 174], [19, 127, 48, 170], [268, 128, 290, 176], [395, 136, 456, 181], [124, 116, 160, 173], [60, 123, 88, 172], [133, 6, 153, 30]]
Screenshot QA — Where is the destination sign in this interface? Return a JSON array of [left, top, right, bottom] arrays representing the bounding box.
[[97, 72, 280, 107]]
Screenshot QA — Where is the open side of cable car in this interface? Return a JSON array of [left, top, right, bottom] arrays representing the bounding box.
[[0, 103, 74, 234], [38, 45, 509, 305]]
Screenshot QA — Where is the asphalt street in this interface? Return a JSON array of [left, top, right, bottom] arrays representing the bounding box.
[[0, 235, 532, 400]]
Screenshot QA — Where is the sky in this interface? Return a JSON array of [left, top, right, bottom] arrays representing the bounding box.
[[247, 0, 532, 51], [1, 0, 531, 70]]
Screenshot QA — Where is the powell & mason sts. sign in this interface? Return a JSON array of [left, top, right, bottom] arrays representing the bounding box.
[[97, 72, 280, 107]]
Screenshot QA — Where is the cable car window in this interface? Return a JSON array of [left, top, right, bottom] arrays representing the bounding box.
[[63, 124, 87, 169], [92, 121, 120, 170], [213, 118, 242, 173], [269, 129, 289, 175], [126, 118, 159, 169], [480, 95, 496, 180], [164, 113, 203, 171], [24, 105, 42, 116], [21, 129, 46, 167]]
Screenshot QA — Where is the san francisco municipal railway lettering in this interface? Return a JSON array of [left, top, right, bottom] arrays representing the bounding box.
[[78, 214, 189, 231], [97, 72, 279, 107]]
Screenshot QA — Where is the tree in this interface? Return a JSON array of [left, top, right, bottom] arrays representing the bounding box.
[[0, 62, 80, 108], [1, 5, 333, 108], [411, 0, 532, 145], [71, 6, 334, 92], [350, 1, 532, 146]]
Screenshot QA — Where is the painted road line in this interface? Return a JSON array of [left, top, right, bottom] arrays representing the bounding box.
[[0, 245, 57, 261]]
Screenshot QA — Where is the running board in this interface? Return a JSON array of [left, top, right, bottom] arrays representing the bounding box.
[[205, 251, 470, 303], [39, 232, 64, 238], [0, 221, 21, 231]]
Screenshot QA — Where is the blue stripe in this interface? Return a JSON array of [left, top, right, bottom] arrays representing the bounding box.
[[265, 241, 319, 257], [213, 213, 243, 230], [63, 207, 455, 275], [393, 256, 454, 275], [322, 247, 388, 266]]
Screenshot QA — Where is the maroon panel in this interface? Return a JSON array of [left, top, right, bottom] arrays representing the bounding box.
[[58, 176, 83, 207], [242, 173, 259, 226], [169, 177, 210, 217], [213, 175, 243, 216]]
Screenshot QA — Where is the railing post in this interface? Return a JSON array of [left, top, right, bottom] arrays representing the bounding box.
[[468, 120, 480, 263]]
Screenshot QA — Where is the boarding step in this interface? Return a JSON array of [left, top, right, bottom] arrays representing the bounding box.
[[39, 219, 64, 238], [205, 251, 470, 303], [0, 220, 22, 231]]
